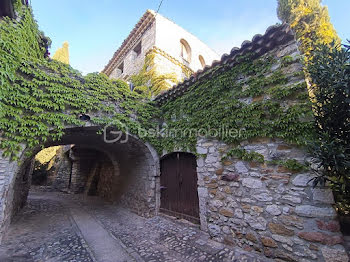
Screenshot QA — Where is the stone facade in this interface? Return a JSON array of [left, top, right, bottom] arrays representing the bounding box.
[[109, 18, 156, 80], [103, 10, 219, 82], [153, 26, 349, 261], [0, 148, 23, 242], [0, 8, 349, 260], [154, 13, 218, 72], [51, 147, 72, 191], [195, 138, 348, 261], [0, 128, 160, 243], [10, 158, 34, 218]]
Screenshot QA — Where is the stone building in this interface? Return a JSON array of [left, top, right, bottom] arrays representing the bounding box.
[[102, 9, 219, 82], [0, 2, 349, 261]]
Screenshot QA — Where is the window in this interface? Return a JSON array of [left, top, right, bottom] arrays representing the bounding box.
[[118, 62, 124, 74], [133, 41, 142, 57], [180, 39, 191, 63], [199, 55, 206, 69]]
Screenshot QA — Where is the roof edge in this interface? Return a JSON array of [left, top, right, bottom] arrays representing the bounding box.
[[154, 23, 295, 105], [102, 10, 156, 76]]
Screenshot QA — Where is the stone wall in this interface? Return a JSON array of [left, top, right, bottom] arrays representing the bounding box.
[[10, 158, 34, 218], [153, 51, 188, 82], [107, 11, 219, 82], [51, 149, 72, 191], [96, 160, 117, 200], [53, 146, 120, 201], [69, 147, 99, 193], [118, 140, 160, 217], [0, 148, 24, 242], [109, 21, 156, 80], [196, 138, 348, 261]]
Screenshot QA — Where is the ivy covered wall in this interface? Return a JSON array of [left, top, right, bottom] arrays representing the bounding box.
[[157, 29, 314, 161], [0, 2, 158, 160], [155, 30, 348, 261], [1, 3, 348, 260], [0, 2, 315, 162]]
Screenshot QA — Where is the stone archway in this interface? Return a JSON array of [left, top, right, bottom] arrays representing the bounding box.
[[0, 125, 160, 241]]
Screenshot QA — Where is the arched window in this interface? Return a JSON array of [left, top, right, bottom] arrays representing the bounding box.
[[199, 55, 206, 69], [180, 39, 191, 63]]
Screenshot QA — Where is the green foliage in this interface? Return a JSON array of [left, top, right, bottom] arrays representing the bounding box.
[[281, 55, 294, 66], [267, 82, 308, 100], [1, 1, 314, 167], [159, 52, 314, 153], [307, 42, 350, 214], [0, 4, 159, 159], [223, 147, 265, 163], [277, 0, 340, 62], [222, 147, 307, 171], [131, 52, 178, 98], [268, 159, 308, 171]]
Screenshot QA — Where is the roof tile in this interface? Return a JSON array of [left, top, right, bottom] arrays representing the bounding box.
[[154, 23, 295, 105]]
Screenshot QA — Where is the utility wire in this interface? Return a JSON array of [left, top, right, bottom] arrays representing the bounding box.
[[155, 0, 165, 16]]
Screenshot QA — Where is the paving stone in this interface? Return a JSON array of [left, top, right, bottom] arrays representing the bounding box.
[[0, 191, 270, 262]]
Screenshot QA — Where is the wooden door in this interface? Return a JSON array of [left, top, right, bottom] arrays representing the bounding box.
[[160, 152, 199, 223]]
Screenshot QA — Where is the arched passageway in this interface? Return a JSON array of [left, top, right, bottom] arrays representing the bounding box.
[[2, 125, 160, 233], [31, 146, 118, 200]]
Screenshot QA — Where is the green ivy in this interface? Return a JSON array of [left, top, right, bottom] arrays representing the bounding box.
[[267, 159, 308, 172], [222, 147, 307, 171], [222, 147, 265, 163], [0, 3, 159, 159], [159, 47, 315, 155], [1, 2, 315, 164]]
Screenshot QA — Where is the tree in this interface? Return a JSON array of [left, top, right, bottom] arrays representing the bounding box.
[[52, 41, 69, 64], [308, 42, 350, 214], [277, 0, 340, 62]]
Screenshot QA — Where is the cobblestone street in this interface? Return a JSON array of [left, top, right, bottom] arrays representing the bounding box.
[[0, 191, 269, 262]]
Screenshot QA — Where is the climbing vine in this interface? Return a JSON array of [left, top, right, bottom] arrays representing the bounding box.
[[222, 147, 265, 163], [221, 147, 308, 172], [131, 51, 179, 98], [158, 52, 314, 161], [0, 2, 159, 159], [1, 1, 314, 167]]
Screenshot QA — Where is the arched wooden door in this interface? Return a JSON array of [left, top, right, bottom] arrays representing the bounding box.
[[160, 152, 199, 223]]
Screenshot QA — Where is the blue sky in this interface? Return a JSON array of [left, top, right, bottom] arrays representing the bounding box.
[[31, 0, 349, 75]]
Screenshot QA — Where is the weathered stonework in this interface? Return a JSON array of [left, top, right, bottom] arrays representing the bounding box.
[[0, 128, 160, 243], [195, 137, 348, 261], [51, 147, 72, 191], [104, 10, 219, 82], [183, 38, 349, 261], [0, 7, 348, 260], [0, 148, 23, 242]]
